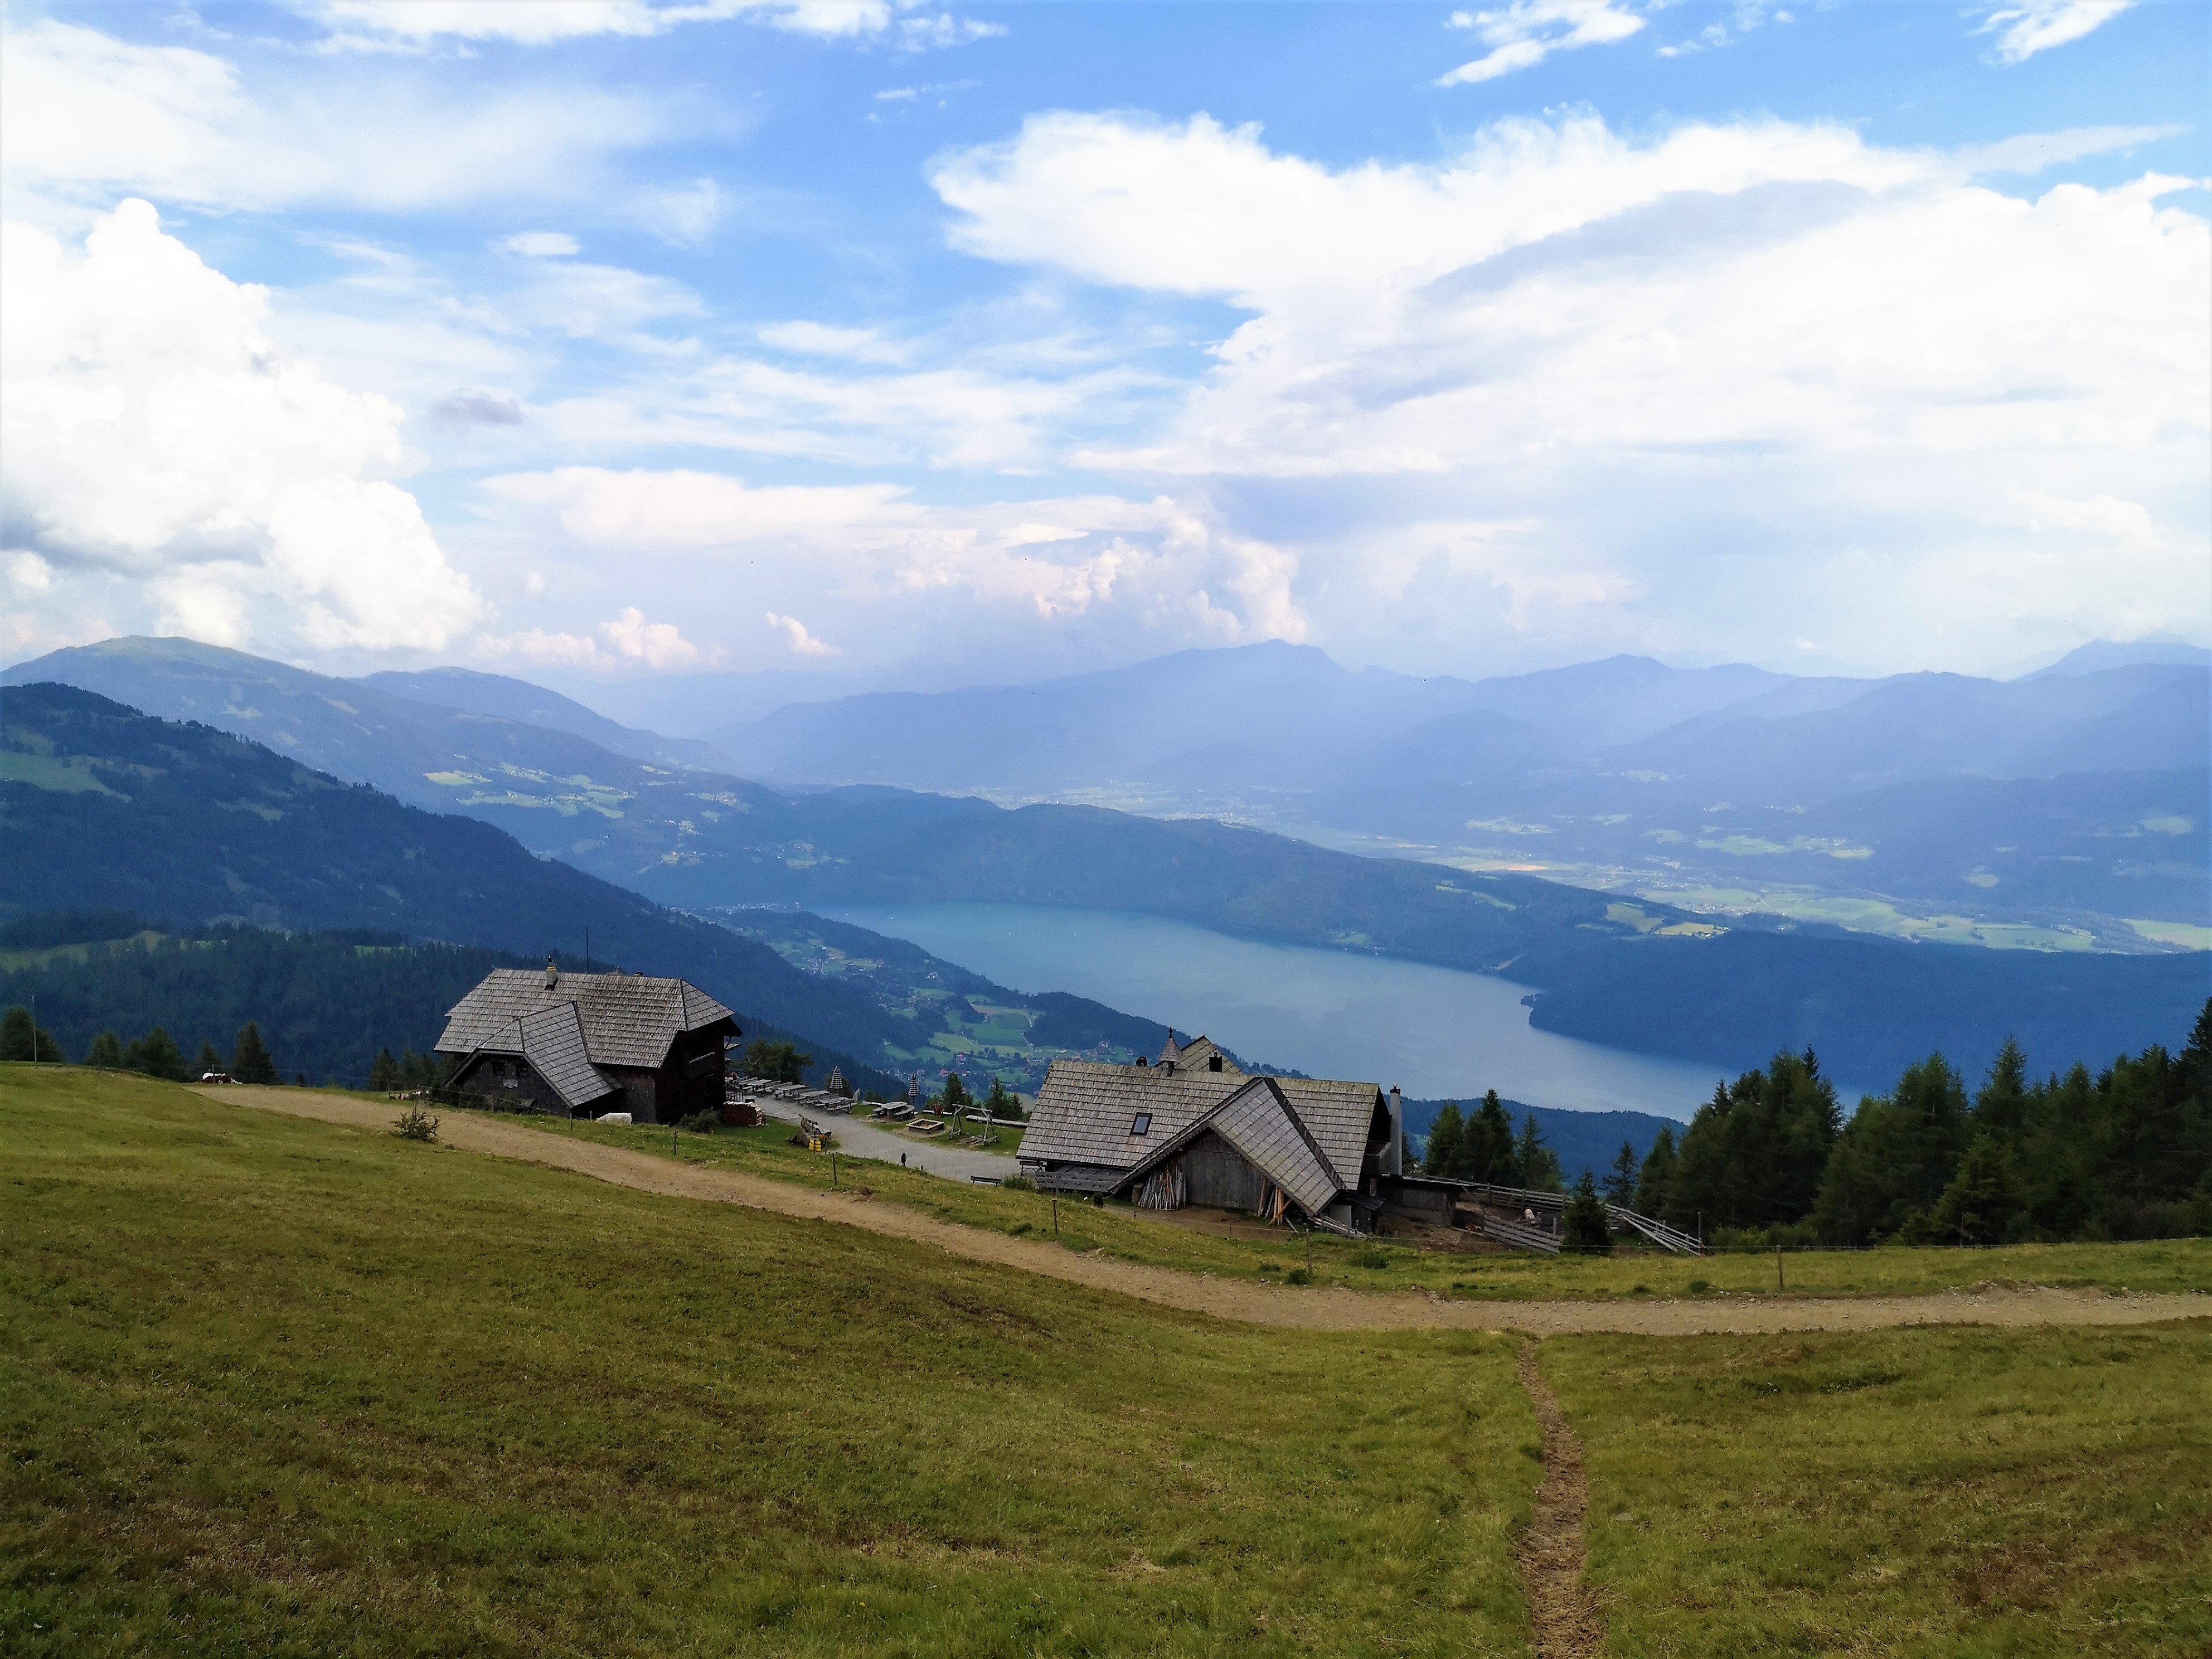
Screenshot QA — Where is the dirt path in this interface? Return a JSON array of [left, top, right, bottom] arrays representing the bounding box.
[[1515, 1345, 1604, 1659], [212, 1088, 2210, 1337]]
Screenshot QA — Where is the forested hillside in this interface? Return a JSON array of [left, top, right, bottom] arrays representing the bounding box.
[[0, 923, 883, 1090]]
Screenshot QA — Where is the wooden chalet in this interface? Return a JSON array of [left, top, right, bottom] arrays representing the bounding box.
[[435, 957, 737, 1123], [1017, 1032, 1405, 1234]]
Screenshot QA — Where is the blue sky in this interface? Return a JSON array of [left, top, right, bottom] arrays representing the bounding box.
[[2, 0, 2205, 698]]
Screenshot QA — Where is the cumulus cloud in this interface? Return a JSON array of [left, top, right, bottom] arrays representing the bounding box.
[[0, 199, 484, 653], [0, 18, 667, 217], [1976, 0, 2135, 63], [479, 608, 714, 670], [765, 612, 843, 656], [1438, 0, 1646, 85], [925, 110, 2208, 668], [478, 466, 1307, 644]]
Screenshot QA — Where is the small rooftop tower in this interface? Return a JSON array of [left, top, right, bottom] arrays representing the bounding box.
[[545, 953, 559, 989]]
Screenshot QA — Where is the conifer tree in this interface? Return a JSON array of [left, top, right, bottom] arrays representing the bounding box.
[[1514, 1113, 1563, 1192], [1, 1006, 58, 1062], [1464, 1090, 1517, 1184], [938, 1071, 971, 1110], [1933, 1131, 2019, 1246], [1422, 1102, 1466, 1177], [368, 1047, 401, 1092], [195, 1041, 224, 1077], [1637, 1124, 1680, 1221], [84, 1030, 124, 1069], [1562, 1170, 1612, 1253], [232, 1022, 278, 1084], [984, 1075, 1021, 1118], [1602, 1139, 1639, 1205], [124, 1026, 187, 1081]]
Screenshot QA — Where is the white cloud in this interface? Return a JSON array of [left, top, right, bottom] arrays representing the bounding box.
[[502, 230, 581, 257], [634, 178, 731, 244], [478, 467, 1308, 644], [0, 19, 667, 217], [757, 321, 910, 363], [1976, 0, 2134, 64], [479, 608, 714, 670], [288, 0, 997, 48], [924, 110, 2209, 670], [765, 611, 843, 656], [1438, 0, 1646, 85], [0, 200, 484, 653]]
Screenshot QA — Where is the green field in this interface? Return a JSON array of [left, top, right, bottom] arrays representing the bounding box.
[[3, 1068, 1536, 1657], [1548, 1325, 2212, 1656], [517, 1109, 2212, 1302], [6, 1068, 2206, 1657]]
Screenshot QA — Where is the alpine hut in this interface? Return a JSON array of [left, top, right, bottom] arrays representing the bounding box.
[[435, 957, 738, 1124], [1017, 1032, 1404, 1234]]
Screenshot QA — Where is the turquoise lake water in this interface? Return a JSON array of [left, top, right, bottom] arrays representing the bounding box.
[[823, 901, 1749, 1120]]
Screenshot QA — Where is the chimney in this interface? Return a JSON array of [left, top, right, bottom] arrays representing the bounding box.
[[545, 953, 559, 989], [1387, 1085, 1404, 1178]]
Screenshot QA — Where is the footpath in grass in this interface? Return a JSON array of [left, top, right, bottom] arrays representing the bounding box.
[[508, 1107, 2212, 1302], [1545, 1322, 2212, 1657], [2, 1068, 1537, 1658]]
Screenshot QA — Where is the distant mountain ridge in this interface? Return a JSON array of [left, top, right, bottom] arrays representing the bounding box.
[[5, 641, 2205, 1089]]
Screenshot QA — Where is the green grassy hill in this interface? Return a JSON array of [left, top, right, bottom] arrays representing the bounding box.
[[6, 1067, 2207, 1657], [1, 1067, 1535, 1657]]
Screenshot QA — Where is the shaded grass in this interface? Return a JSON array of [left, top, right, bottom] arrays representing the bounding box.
[[2, 1066, 1536, 1657], [515, 1108, 2212, 1302], [1545, 1322, 2212, 1657]]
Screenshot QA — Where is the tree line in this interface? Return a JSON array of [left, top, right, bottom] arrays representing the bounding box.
[[1622, 1003, 2211, 1245]]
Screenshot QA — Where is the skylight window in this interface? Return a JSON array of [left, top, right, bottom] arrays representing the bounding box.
[[1130, 1113, 1152, 1136]]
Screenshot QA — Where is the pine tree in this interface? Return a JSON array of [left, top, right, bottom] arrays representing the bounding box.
[[232, 1022, 278, 1084], [1933, 1131, 2019, 1246], [984, 1076, 1021, 1119], [1514, 1113, 1562, 1192], [1, 1006, 58, 1063], [124, 1026, 187, 1081], [368, 1047, 401, 1092], [195, 1040, 225, 1077], [1464, 1090, 1517, 1184], [1423, 1102, 1466, 1177], [1602, 1139, 1639, 1206], [1562, 1170, 1613, 1254], [1637, 1124, 1680, 1221], [1974, 1037, 2031, 1140], [84, 1030, 124, 1069], [938, 1071, 971, 1110]]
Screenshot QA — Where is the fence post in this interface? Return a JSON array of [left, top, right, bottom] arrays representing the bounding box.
[[1776, 1241, 1785, 1293], [1052, 1195, 1059, 1236]]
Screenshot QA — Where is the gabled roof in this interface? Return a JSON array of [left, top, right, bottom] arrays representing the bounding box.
[[1157, 1034, 1239, 1076], [518, 1002, 613, 1111], [1019, 1058, 1385, 1195], [1120, 1077, 1344, 1216], [436, 967, 737, 1070]]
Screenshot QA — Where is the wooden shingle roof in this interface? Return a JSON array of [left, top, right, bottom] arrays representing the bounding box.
[[518, 1002, 614, 1112], [1121, 1077, 1344, 1215], [436, 967, 737, 1070], [1020, 1058, 1385, 1196]]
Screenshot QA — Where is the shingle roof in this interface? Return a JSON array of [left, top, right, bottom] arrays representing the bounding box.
[[518, 1002, 614, 1111], [1121, 1078, 1343, 1215], [1020, 1059, 1385, 1196], [436, 967, 737, 1070]]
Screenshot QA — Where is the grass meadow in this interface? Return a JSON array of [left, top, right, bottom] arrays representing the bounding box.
[[3, 1068, 1536, 1658], [6, 1067, 2206, 1656], [520, 1109, 2212, 1302], [1546, 1324, 2212, 1657]]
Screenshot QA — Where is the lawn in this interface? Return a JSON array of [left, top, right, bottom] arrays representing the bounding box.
[[1546, 1323, 2212, 1657], [510, 1107, 2212, 1302], [2, 1066, 1537, 1658]]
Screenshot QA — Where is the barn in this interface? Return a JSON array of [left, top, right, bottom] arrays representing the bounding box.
[[1017, 1033, 1403, 1234], [435, 957, 737, 1124]]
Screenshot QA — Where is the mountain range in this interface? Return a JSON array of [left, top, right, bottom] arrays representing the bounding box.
[[5, 644, 2205, 1089]]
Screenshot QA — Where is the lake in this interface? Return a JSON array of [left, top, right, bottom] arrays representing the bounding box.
[[823, 902, 1744, 1120]]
